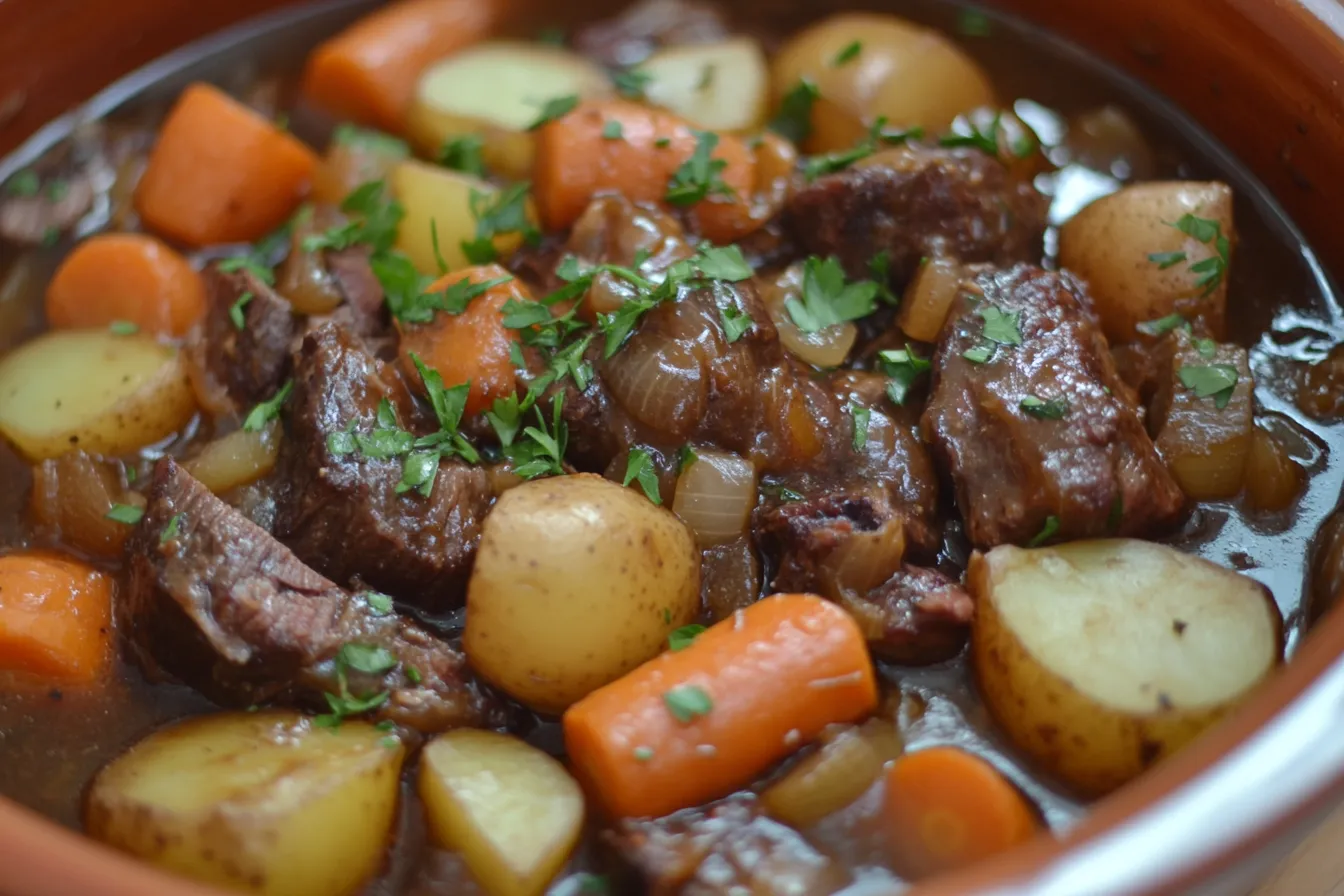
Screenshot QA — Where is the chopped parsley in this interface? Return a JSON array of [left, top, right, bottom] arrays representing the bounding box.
[[159, 513, 183, 544], [849, 403, 871, 450], [1194, 337, 1218, 359], [665, 130, 735, 206], [832, 40, 863, 66], [940, 111, 1035, 160], [957, 9, 993, 37], [45, 179, 68, 202], [1020, 395, 1069, 419], [696, 64, 717, 91], [437, 134, 487, 177], [218, 255, 275, 286], [338, 643, 398, 676], [332, 124, 409, 158], [405, 665, 422, 685], [720, 306, 753, 343], [1169, 214, 1231, 296], [105, 504, 143, 525], [1148, 250, 1188, 270], [243, 379, 292, 432], [612, 68, 653, 100], [623, 447, 662, 504], [1178, 363, 1239, 409], [760, 483, 805, 502], [108, 320, 139, 336], [633, 746, 655, 762], [785, 256, 879, 332], [668, 624, 706, 651], [654, 136, 672, 148], [768, 78, 819, 145], [5, 169, 39, 197], [677, 444, 698, 473], [303, 180, 404, 255], [877, 345, 931, 405], [315, 645, 396, 728], [601, 120, 624, 141], [962, 343, 995, 364], [526, 94, 579, 131], [802, 116, 924, 181], [869, 250, 899, 305], [363, 591, 395, 616], [1136, 313, 1190, 337], [663, 684, 713, 723], [461, 182, 540, 264], [228, 291, 254, 330], [576, 873, 611, 895], [979, 305, 1023, 346], [1028, 515, 1060, 547], [694, 244, 753, 281], [503, 392, 568, 480]]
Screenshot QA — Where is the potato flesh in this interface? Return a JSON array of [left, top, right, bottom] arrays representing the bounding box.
[[464, 473, 700, 713], [972, 540, 1281, 796], [391, 160, 535, 275], [640, 38, 770, 132], [0, 329, 196, 461], [85, 712, 404, 896], [406, 42, 611, 180], [420, 730, 584, 896]]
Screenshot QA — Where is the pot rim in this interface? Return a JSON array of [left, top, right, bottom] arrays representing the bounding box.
[[2, 2, 1344, 895]]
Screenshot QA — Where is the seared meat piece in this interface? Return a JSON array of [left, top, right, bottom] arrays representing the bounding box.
[[573, 0, 729, 67], [274, 324, 492, 610], [842, 565, 974, 665], [608, 797, 847, 896], [754, 490, 906, 596], [0, 173, 94, 246], [923, 265, 1185, 547], [122, 458, 506, 732], [185, 263, 295, 416], [323, 245, 389, 338], [784, 146, 1048, 288]]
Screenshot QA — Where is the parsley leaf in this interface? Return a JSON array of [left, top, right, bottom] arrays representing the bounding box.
[[437, 134, 486, 177], [876, 345, 931, 405], [462, 183, 539, 264], [526, 94, 579, 131], [1148, 250, 1188, 270], [1194, 337, 1218, 360], [338, 643, 398, 676], [760, 483, 805, 502], [665, 130, 735, 206], [978, 305, 1023, 346], [849, 403, 871, 450], [159, 513, 183, 544], [304, 180, 404, 255], [1028, 515, 1060, 547], [663, 684, 713, 723], [677, 444, 698, 473], [694, 244, 753, 281], [218, 255, 275, 286], [612, 68, 653, 100], [962, 343, 995, 364], [802, 116, 924, 181], [363, 591, 395, 616], [106, 504, 143, 525], [506, 392, 568, 480], [668, 624, 706, 651], [229, 291, 254, 330], [832, 40, 862, 66], [769, 78, 819, 145], [1136, 313, 1190, 337], [623, 447, 662, 504], [1178, 363, 1239, 409], [108, 320, 139, 336], [1020, 395, 1069, 419], [1169, 214, 1231, 297], [720, 306, 753, 343], [5, 169, 39, 197], [785, 256, 879, 333], [243, 379, 293, 432], [396, 451, 440, 497], [332, 124, 409, 159], [602, 120, 624, 140]]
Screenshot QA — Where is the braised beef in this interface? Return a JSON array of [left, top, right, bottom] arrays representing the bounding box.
[[274, 324, 492, 610], [923, 265, 1185, 547], [186, 263, 295, 416], [121, 458, 506, 732], [323, 245, 389, 338], [607, 797, 848, 896], [842, 565, 974, 665], [573, 0, 730, 67], [0, 174, 93, 246], [784, 146, 1048, 289]]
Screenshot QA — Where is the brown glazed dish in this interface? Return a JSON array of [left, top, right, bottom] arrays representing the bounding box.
[[1, 1, 1344, 895]]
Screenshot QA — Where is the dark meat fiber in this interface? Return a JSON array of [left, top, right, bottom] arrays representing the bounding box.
[[186, 263, 295, 415], [274, 324, 492, 610], [121, 458, 506, 732], [923, 265, 1185, 547]]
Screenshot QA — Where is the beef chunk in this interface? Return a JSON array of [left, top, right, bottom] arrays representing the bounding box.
[[784, 146, 1048, 287], [842, 565, 973, 665], [923, 265, 1185, 547], [608, 797, 847, 896], [324, 245, 389, 338], [573, 0, 729, 67], [122, 458, 506, 732], [274, 324, 492, 609], [186, 264, 295, 416], [754, 490, 905, 596], [0, 174, 94, 246]]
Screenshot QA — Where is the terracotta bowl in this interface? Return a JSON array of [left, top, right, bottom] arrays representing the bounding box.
[[2, 1, 1343, 894]]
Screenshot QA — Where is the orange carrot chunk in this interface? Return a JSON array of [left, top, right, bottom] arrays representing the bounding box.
[[883, 746, 1040, 880], [399, 264, 523, 417], [0, 553, 113, 685], [134, 83, 318, 247], [301, 0, 496, 132], [46, 233, 206, 337], [563, 593, 878, 819], [533, 99, 762, 245]]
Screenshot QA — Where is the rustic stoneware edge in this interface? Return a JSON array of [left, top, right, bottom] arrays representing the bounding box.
[[1, 1, 1343, 894]]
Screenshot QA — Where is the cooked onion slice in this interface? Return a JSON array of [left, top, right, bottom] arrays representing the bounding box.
[[672, 449, 757, 546]]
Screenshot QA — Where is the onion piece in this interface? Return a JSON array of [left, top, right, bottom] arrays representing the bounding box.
[[277, 210, 343, 315], [30, 452, 137, 559], [183, 421, 281, 494], [761, 719, 904, 828], [672, 449, 757, 547], [603, 334, 706, 439], [818, 518, 906, 598], [897, 256, 963, 343], [760, 264, 856, 368]]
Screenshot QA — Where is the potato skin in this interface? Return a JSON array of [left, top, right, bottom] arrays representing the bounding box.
[[464, 474, 700, 714], [1058, 181, 1233, 343], [85, 712, 404, 896], [970, 541, 1280, 797]]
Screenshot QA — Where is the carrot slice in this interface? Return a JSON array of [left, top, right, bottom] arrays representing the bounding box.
[[883, 746, 1040, 880], [399, 264, 523, 417], [532, 99, 762, 244], [134, 83, 317, 247], [0, 553, 113, 685], [301, 0, 496, 132], [46, 233, 206, 337], [563, 593, 878, 819]]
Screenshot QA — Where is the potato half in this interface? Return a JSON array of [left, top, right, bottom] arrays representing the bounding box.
[[640, 38, 770, 133], [971, 539, 1281, 797], [0, 329, 196, 461], [464, 473, 700, 714], [405, 42, 611, 180], [85, 712, 404, 896], [420, 730, 584, 896]]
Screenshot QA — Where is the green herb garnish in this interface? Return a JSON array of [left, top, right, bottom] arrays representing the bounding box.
[[106, 504, 143, 525], [437, 134, 486, 177], [877, 345, 931, 405], [243, 379, 292, 432], [526, 94, 579, 131], [785, 256, 879, 333], [1020, 395, 1069, 419], [1028, 515, 1060, 547], [768, 78, 819, 145], [663, 684, 713, 723], [1178, 363, 1239, 409], [623, 447, 662, 504], [668, 624, 706, 651]]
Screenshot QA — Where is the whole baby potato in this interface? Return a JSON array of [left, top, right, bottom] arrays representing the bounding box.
[[464, 473, 700, 714]]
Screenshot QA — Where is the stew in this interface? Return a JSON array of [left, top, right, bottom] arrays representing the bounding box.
[[1, 0, 1341, 894]]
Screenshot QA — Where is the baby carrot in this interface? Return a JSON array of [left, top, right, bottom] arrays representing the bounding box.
[[563, 593, 878, 819], [301, 0, 496, 131], [0, 553, 114, 685], [399, 264, 523, 417], [135, 83, 318, 247], [883, 746, 1040, 880], [46, 233, 206, 337], [532, 99, 761, 244]]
